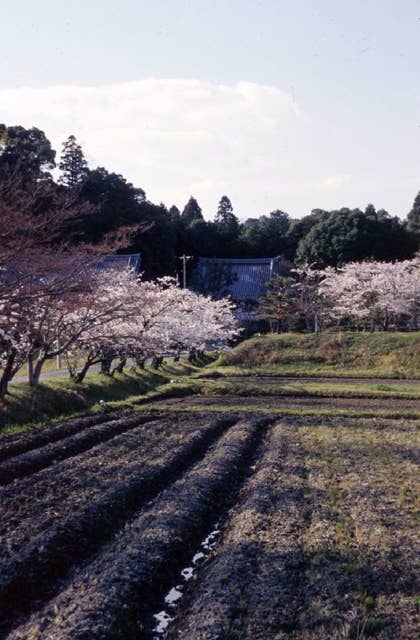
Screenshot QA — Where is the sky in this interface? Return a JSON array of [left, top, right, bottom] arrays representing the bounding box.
[[0, 0, 419, 220]]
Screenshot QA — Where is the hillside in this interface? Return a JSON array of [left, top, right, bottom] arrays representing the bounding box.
[[213, 332, 420, 379]]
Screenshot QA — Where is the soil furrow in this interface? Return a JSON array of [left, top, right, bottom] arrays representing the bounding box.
[[0, 414, 238, 635], [0, 417, 177, 551], [0, 413, 158, 485], [6, 416, 272, 640], [157, 393, 420, 411], [166, 422, 311, 639], [0, 412, 117, 462]]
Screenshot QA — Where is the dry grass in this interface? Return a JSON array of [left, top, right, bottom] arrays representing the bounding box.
[[296, 420, 419, 639], [215, 333, 420, 379]]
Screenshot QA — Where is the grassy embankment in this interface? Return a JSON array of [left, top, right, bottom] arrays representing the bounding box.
[[146, 332, 420, 418], [1, 333, 419, 434], [0, 358, 205, 436], [206, 331, 420, 379]]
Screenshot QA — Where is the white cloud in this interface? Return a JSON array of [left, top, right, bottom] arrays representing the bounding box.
[[315, 174, 352, 191], [0, 78, 303, 216]]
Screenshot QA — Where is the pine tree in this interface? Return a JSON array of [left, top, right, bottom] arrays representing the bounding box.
[[168, 205, 181, 221], [181, 196, 203, 226], [257, 275, 295, 333], [215, 195, 239, 235], [406, 191, 420, 235], [58, 135, 89, 189]]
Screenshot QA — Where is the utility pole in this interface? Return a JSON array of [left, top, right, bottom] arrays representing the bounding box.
[[180, 255, 192, 288], [56, 336, 61, 370]]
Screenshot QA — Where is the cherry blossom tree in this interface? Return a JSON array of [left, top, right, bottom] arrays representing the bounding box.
[[318, 257, 420, 330], [0, 169, 144, 398], [64, 277, 240, 382], [291, 265, 327, 333]]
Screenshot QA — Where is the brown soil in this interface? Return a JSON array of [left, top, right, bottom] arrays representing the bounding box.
[[155, 393, 420, 412], [2, 409, 418, 640]]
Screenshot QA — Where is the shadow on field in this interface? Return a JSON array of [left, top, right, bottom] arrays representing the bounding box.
[[170, 527, 416, 639]]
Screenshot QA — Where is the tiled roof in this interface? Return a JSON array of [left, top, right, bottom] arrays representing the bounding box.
[[94, 254, 141, 273], [197, 257, 286, 301], [1, 254, 141, 286]]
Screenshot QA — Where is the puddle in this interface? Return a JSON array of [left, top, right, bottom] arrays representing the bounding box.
[[152, 522, 221, 638], [153, 611, 174, 635], [165, 586, 183, 605]]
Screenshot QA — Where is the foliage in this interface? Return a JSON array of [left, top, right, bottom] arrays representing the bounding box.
[[181, 196, 204, 226], [405, 190, 420, 237], [215, 195, 239, 237], [296, 207, 417, 267], [240, 209, 290, 257], [317, 258, 420, 330], [0, 124, 56, 181], [58, 134, 89, 189], [257, 275, 295, 332], [2, 121, 420, 286]]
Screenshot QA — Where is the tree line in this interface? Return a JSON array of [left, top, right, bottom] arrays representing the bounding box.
[[258, 258, 419, 334], [1, 124, 419, 282]]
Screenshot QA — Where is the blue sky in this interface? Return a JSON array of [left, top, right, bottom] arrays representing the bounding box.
[[1, 0, 419, 219]]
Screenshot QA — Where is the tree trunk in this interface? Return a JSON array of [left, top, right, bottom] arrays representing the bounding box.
[[112, 358, 126, 375], [28, 357, 45, 387], [74, 359, 94, 383], [101, 358, 112, 375], [0, 375, 9, 401], [152, 355, 163, 369], [0, 352, 16, 400]]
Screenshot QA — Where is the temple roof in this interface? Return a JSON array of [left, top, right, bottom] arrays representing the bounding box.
[[197, 257, 288, 301], [94, 254, 141, 273]]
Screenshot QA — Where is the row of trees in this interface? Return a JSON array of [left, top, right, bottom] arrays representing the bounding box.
[[258, 258, 419, 333], [0, 264, 239, 400], [0, 265, 238, 398], [0, 126, 239, 401], [1, 125, 418, 281]]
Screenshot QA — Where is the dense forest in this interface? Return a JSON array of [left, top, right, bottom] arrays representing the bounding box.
[[1, 124, 419, 280]]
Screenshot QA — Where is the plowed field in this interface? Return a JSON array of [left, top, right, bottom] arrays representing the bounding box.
[[1, 409, 418, 639]]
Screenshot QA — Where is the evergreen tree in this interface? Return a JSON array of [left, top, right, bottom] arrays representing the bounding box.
[[406, 191, 420, 236], [59, 135, 89, 189], [365, 203, 377, 218], [168, 205, 181, 221], [257, 275, 295, 332], [296, 207, 417, 267], [240, 209, 290, 257], [181, 196, 203, 226], [0, 124, 56, 181], [215, 195, 239, 235]]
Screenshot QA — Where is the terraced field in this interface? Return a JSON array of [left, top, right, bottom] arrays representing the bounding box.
[[1, 406, 418, 639]]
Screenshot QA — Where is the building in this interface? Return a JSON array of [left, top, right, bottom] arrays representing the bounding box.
[[93, 253, 141, 274], [195, 256, 291, 327]]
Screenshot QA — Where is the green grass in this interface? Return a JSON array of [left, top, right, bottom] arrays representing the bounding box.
[[2, 335, 419, 436], [194, 379, 420, 399], [0, 355, 215, 437], [0, 367, 172, 437], [211, 332, 420, 379]]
